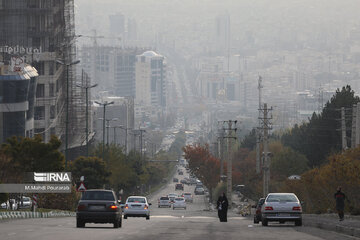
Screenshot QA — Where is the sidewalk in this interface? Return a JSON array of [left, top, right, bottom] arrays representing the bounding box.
[[303, 214, 360, 238]]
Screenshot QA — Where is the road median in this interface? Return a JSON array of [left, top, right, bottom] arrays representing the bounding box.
[[0, 210, 75, 220]]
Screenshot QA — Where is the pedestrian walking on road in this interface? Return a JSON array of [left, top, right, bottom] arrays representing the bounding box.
[[334, 186, 346, 221], [217, 192, 229, 222]]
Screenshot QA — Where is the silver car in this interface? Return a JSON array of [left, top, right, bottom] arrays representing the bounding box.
[[261, 193, 302, 226], [123, 196, 151, 220]]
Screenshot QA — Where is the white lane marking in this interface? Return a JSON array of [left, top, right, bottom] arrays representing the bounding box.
[[186, 216, 217, 219], [25, 229, 34, 232], [181, 215, 184, 218], [150, 215, 179, 218], [248, 225, 254, 228]]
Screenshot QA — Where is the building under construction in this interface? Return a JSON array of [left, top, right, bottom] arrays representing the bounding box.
[[0, 0, 87, 158]]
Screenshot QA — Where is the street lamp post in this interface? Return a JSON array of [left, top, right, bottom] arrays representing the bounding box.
[[118, 126, 129, 154], [56, 59, 80, 170], [95, 101, 114, 162], [103, 118, 118, 146], [76, 79, 97, 157]]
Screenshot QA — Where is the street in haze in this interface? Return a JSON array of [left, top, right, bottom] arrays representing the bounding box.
[[0, 168, 357, 240]]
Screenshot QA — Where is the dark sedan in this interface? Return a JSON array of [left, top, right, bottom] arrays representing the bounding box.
[[76, 189, 122, 228], [253, 198, 265, 224]]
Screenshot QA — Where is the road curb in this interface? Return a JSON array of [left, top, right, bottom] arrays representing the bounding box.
[[304, 218, 360, 238]]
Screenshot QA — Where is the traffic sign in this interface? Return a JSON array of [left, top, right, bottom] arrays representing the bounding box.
[[77, 182, 87, 192]]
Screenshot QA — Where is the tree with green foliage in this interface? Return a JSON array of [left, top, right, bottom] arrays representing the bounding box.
[[70, 156, 110, 189], [240, 128, 257, 150], [0, 135, 64, 182], [271, 147, 309, 179], [282, 85, 360, 167]]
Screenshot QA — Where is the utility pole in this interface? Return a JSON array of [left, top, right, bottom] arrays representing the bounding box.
[[341, 107, 347, 150], [259, 103, 272, 197], [351, 104, 357, 148], [356, 103, 360, 147], [222, 120, 238, 208], [256, 76, 263, 173], [76, 74, 97, 157], [217, 124, 225, 179], [138, 129, 146, 159], [95, 101, 114, 162]]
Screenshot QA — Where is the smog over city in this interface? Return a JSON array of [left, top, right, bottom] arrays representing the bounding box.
[[0, 1, 359, 239]]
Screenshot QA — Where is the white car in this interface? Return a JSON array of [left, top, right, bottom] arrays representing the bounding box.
[[173, 197, 186, 210], [158, 196, 171, 208], [261, 193, 302, 226], [123, 196, 151, 220], [182, 192, 193, 203], [168, 193, 177, 203], [19, 197, 32, 209], [1, 201, 9, 209]]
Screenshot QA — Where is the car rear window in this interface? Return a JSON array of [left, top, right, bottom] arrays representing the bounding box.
[[81, 191, 115, 201], [160, 197, 169, 200], [184, 193, 191, 195], [128, 197, 146, 203], [175, 198, 184, 201], [267, 194, 298, 202]]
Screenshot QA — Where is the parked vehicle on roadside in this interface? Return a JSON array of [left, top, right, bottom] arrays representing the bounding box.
[[18, 196, 32, 209], [123, 196, 151, 220], [261, 193, 302, 226], [76, 189, 122, 228], [253, 198, 265, 224]]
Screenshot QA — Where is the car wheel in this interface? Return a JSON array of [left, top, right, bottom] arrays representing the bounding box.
[[119, 218, 122, 228], [113, 220, 120, 228], [158, 205, 160, 208], [295, 219, 302, 226], [124, 215, 128, 219], [254, 218, 259, 224], [262, 218, 268, 226], [76, 219, 85, 228], [146, 216, 150, 220]]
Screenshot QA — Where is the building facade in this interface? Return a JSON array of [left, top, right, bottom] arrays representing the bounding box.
[[0, 0, 78, 145], [79, 46, 147, 96], [0, 62, 38, 143]]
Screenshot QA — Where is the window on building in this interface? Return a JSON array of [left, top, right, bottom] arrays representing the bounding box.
[[49, 83, 54, 97], [141, 56, 145, 62], [50, 105, 55, 119], [49, 62, 54, 75], [34, 106, 45, 120], [36, 84, 45, 98], [151, 76, 157, 92]]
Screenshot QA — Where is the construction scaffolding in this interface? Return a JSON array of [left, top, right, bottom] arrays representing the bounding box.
[[0, 0, 88, 159]]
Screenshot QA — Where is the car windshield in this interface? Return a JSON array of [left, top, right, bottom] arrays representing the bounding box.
[[160, 197, 169, 200], [128, 198, 146, 203], [267, 194, 298, 202], [81, 191, 115, 201]]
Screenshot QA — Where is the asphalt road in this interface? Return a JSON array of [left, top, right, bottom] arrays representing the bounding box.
[[0, 168, 358, 240]]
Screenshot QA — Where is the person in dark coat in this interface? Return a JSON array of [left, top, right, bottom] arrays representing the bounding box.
[[217, 192, 229, 222], [334, 186, 346, 221]]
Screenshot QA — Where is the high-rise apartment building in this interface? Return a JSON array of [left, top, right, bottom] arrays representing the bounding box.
[[135, 51, 166, 109], [215, 13, 231, 55], [79, 46, 147, 96], [0, 0, 82, 150]]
